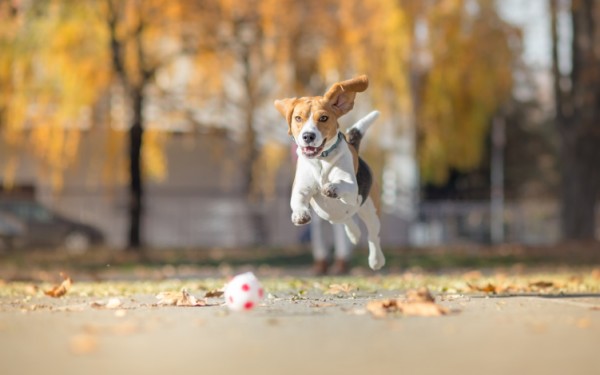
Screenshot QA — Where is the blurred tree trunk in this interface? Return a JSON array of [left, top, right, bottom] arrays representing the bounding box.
[[551, 0, 600, 241], [128, 89, 144, 249], [237, 16, 268, 244], [106, 0, 155, 251]]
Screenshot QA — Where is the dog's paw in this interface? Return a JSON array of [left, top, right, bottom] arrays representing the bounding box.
[[322, 183, 338, 199], [291, 210, 311, 226], [368, 251, 386, 271]]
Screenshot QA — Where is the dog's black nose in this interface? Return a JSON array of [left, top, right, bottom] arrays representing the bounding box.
[[302, 132, 316, 143]]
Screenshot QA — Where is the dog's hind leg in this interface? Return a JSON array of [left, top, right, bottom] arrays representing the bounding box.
[[357, 197, 385, 270], [343, 218, 361, 245]]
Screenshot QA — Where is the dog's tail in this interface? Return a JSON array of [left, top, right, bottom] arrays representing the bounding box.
[[346, 110, 379, 152]]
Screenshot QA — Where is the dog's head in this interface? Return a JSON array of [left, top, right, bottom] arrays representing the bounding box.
[[274, 75, 368, 158]]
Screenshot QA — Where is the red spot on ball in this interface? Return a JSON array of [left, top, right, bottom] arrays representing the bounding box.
[[241, 283, 250, 292], [258, 288, 264, 298], [244, 301, 254, 310]]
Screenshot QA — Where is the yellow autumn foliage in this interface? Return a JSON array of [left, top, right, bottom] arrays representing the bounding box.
[[0, 0, 518, 192]]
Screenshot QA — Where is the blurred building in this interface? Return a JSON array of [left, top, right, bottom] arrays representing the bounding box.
[[1, 125, 415, 249]]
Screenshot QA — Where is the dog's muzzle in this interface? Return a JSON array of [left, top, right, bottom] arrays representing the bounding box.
[[300, 138, 326, 158]]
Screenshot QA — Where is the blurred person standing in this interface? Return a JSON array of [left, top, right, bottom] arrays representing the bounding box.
[[310, 214, 354, 275]]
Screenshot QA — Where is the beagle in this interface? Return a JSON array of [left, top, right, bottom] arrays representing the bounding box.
[[274, 75, 385, 270]]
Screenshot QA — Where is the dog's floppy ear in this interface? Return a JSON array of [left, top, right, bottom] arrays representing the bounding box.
[[274, 98, 297, 135], [324, 75, 369, 117]]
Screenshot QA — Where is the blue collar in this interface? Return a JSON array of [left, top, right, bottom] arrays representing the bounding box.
[[319, 132, 344, 158]]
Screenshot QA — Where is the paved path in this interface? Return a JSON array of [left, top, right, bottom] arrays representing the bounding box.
[[1, 287, 600, 375]]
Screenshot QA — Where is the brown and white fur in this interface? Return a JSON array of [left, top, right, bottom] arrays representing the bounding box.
[[274, 75, 385, 270]]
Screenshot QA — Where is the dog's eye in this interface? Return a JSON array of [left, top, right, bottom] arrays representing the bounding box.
[[318, 115, 328, 122], [294, 116, 302, 122]]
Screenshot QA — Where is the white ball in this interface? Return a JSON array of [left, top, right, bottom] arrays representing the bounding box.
[[224, 272, 264, 312]]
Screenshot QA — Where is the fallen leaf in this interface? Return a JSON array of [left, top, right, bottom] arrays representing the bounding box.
[[156, 289, 206, 307], [400, 302, 448, 317], [467, 282, 502, 294], [325, 283, 355, 295], [529, 281, 555, 289], [366, 289, 450, 318], [204, 290, 224, 298], [406, 287, 435, 303], [366, 299, 399, 318], [44, 272, 72, 298]]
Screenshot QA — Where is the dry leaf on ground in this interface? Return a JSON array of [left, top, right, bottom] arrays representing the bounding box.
[[366, 289, 450, 318], [325, 283, 355, 295], [528, 281, 555, 289], [406, 287, 435, 303], [367, 299, 400, 318], [467, 282, 504, 294], [204, 290, 224, 298], [156, 289, 207, 307], [400, 302, 450, 317], [44, 272, 72, 298]]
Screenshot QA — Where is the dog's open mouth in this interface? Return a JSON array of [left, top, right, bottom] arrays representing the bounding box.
[[301, 139, 326, 158]]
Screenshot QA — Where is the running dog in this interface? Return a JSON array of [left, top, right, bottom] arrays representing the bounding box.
[[274, 75, 385, 270]]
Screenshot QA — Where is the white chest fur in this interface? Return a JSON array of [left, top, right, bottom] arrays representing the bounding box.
[[292, 142, 360, 223]]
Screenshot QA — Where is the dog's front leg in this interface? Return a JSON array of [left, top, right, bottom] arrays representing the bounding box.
[[290, 164, 316, 226], [290, 188, 313, 226], [322, 180, 359, 205], [321, 165, 359, 204]]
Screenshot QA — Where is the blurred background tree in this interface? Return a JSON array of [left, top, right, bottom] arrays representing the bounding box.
[[102, 0, 185, 250], [415, 1, 516, 184], [551, 0, 600, 241], [0, 0, 109, 190]]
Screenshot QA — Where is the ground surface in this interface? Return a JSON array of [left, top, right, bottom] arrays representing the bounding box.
[[1, 247, 600, 375]]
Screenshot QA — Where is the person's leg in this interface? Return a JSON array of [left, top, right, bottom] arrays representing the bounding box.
[[310, 214, 329, 275], [331, 222, 353, 275]]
